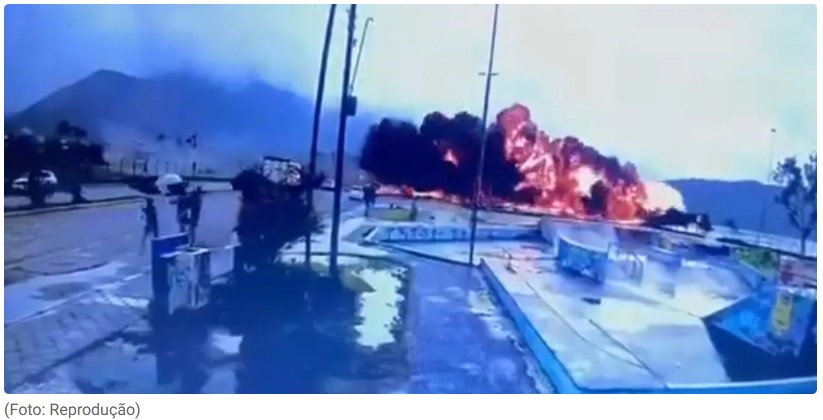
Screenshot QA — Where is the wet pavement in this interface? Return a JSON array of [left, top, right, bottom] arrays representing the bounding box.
[[3, 191, 359, 391], [4, 193, 242, 325], [10, 253, 551, 394]]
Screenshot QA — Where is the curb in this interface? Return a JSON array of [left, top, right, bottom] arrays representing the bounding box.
[[5, 196, 144, 218], [4, 189, 236, 218]]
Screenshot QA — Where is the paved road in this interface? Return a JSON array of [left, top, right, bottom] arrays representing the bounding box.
[[3, 190, 359, 323]]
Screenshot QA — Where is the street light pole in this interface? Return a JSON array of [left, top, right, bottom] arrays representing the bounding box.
[[350, 16, 374, 94], [757, 127, 778, 245], [305, 4, 338, 266], [468, 4, 500, 267], [329, 4, 358, 277]]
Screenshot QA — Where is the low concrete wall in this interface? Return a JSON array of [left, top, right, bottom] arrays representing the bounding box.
[[366, 224, 538, 244]]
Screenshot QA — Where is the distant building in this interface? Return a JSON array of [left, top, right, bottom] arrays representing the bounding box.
[[262, 155, 303, 186]]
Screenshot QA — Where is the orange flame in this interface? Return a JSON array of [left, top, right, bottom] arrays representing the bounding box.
[[497, 104, 661, 220]]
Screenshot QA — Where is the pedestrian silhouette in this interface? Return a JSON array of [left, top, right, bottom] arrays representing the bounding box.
[[175, 189, 190, 236], [363, 183, 376, 216], [140, 197, 159, 255], [189, 187, 204, 246]]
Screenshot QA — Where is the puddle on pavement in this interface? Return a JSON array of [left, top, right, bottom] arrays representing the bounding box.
[[65, 257, 412, 394], [351, 266, 406, 348]]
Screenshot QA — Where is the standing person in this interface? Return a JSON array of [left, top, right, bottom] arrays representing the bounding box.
[[409, 196, 419, 221], [140, 197, 159, 255], [188, 187, 204, 246], [175, 188, 190, 235], [363, 183, 376, 217]]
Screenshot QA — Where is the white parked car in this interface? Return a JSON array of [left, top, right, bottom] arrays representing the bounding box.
[[348, 186, 364, 201], [11, 170, 58, 194]]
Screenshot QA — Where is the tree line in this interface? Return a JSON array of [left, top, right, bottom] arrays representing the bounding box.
[[4, 120, 107, 206]]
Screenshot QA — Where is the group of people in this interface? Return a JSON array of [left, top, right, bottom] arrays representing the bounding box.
[[140, 186, 204, 253]]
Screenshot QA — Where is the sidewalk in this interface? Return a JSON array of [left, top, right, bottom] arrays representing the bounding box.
[[4, 279, 149, 391], [4, 181, 233, 216]]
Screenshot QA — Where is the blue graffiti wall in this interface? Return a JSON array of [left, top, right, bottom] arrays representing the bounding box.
[[556, 237, 607, 283], [371, 225, 538, 243], [705, 285, 816, 357]]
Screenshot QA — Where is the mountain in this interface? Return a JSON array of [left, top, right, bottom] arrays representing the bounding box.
[[4, 69, 378, 168], [666, 178, 814, 239]]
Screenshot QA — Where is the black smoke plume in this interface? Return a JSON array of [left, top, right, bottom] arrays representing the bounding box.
[[359, 110, 522, 200]]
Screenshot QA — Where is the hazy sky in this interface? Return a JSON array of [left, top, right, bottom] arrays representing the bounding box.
[[3, 4, 817, 181]]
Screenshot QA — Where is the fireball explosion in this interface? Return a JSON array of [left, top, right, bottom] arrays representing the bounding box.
[[359, 103, 684, 221]]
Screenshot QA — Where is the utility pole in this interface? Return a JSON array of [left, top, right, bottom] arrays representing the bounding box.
[[757, 127, 778, 245], [329, 4, 358, 277], [468, 4, 500, 266], [305, 4, 337, 266]]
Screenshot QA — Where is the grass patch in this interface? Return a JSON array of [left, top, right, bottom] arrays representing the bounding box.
[[734, 247, 780, 278]]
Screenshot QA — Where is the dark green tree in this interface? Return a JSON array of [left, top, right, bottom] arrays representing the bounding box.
[[772, 152, 817, 255], [232, 166, 325, 280], [53, 120, 89, 203], [224, 167, 370, 393]]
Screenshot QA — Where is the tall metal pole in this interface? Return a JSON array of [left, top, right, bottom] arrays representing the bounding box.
[[329, 4, 358, 277], [757, 127, 777, 245], [468, 4, 500, 266], [305, 5, 338, 266], [350, 17, 374, 94]]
